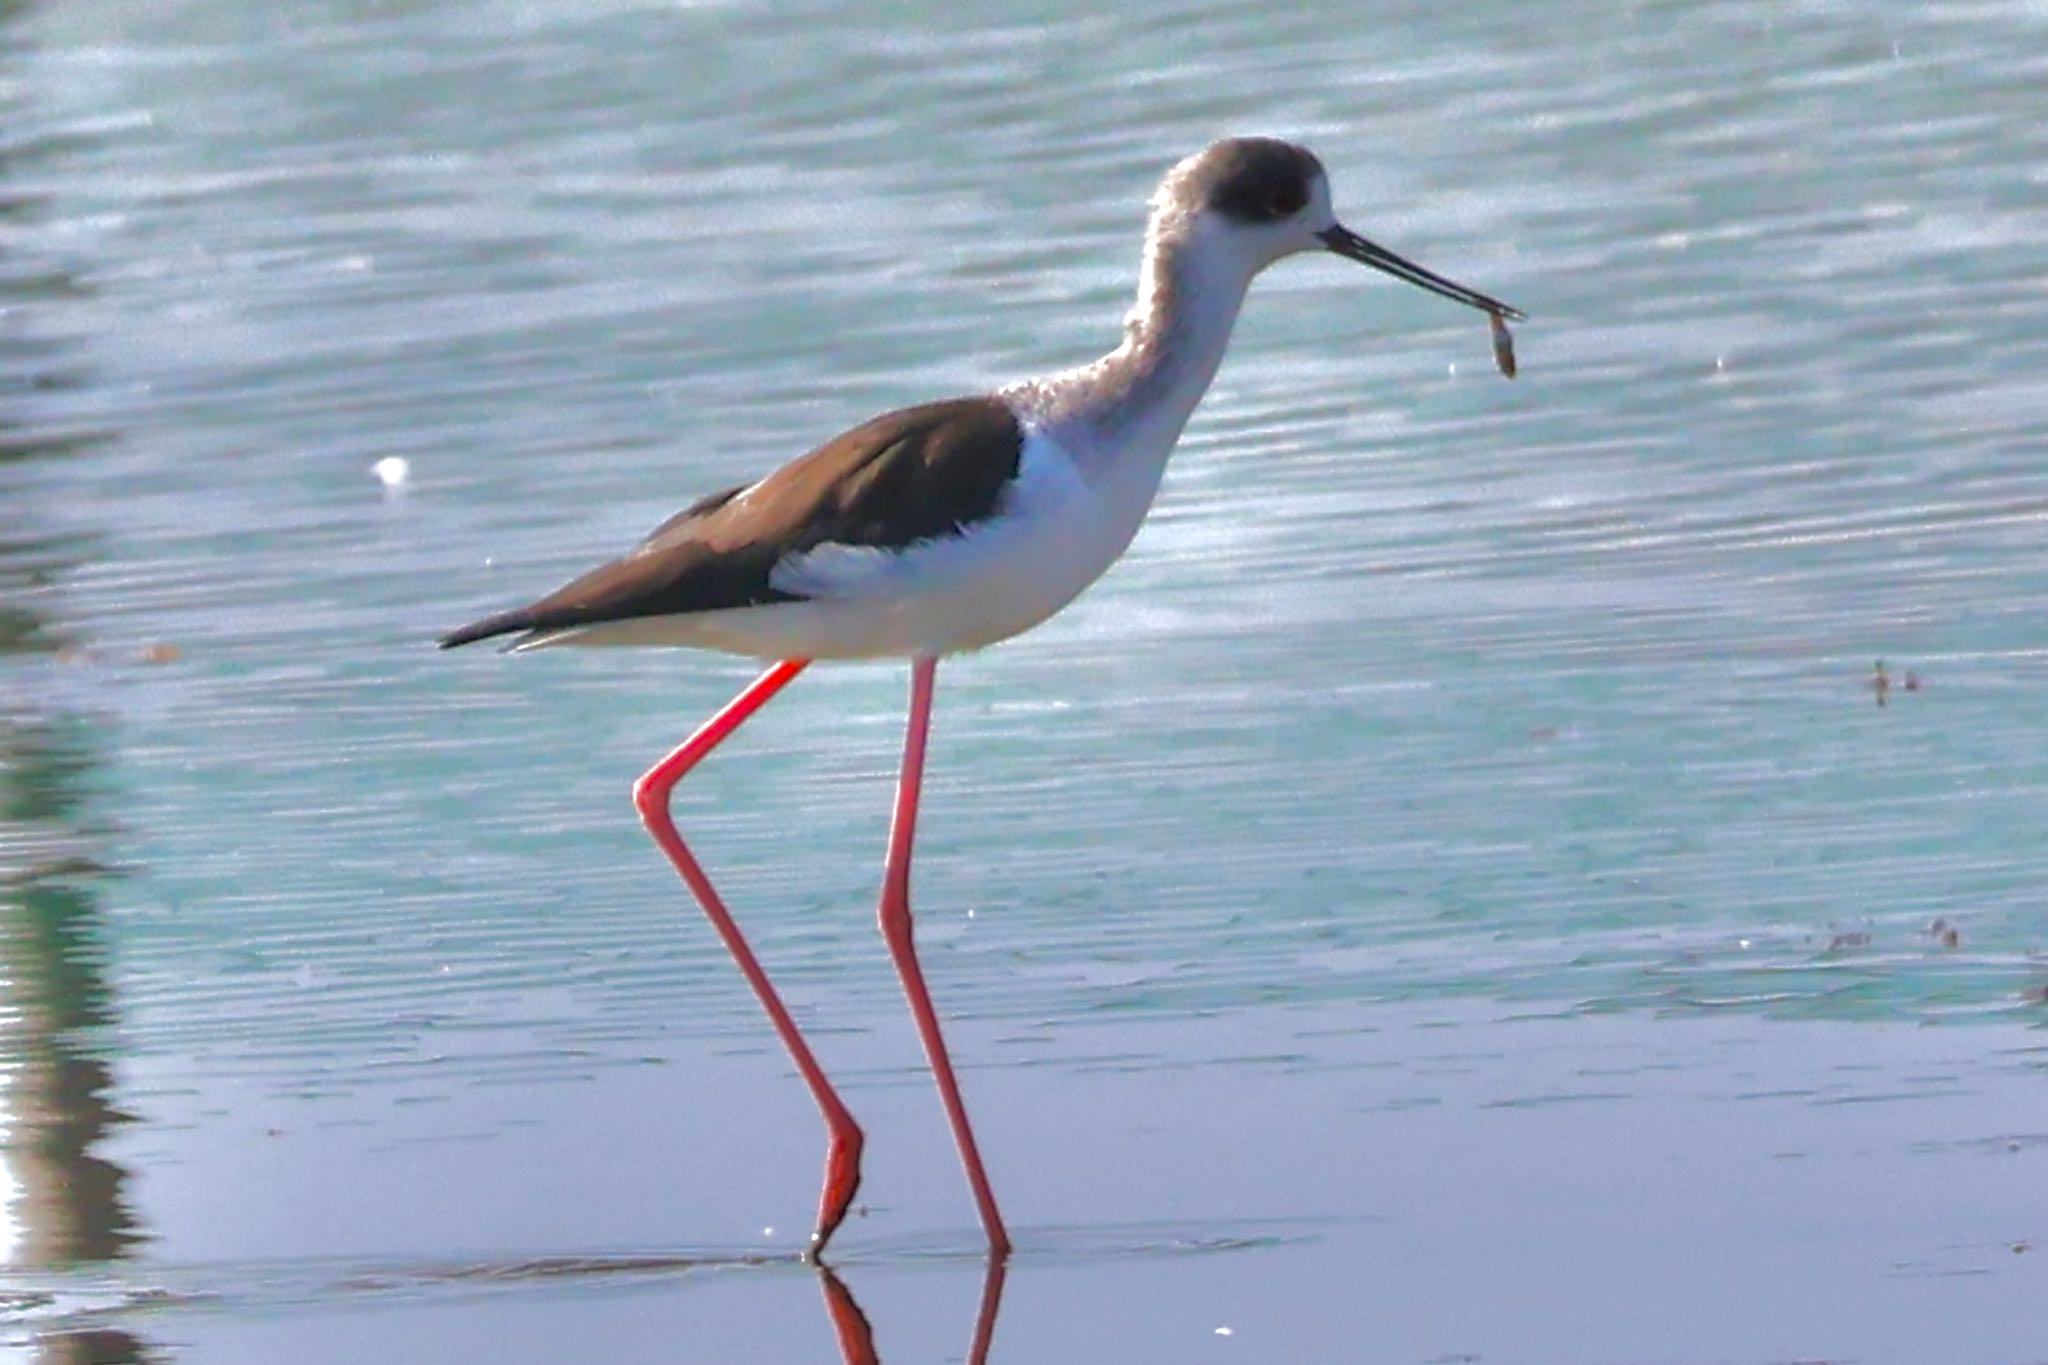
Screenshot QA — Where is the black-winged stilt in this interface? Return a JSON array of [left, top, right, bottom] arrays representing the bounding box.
[[441, 137, 1523, 1261]]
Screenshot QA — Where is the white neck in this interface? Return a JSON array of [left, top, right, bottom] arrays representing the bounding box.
[[1003, 214, 1258, 477]]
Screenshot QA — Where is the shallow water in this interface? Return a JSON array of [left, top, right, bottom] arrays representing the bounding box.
[[3, 0, 2046, 1360]]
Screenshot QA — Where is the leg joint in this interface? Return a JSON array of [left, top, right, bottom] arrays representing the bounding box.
[[631, 770, 672, 825], [878, 898, 914, 950]]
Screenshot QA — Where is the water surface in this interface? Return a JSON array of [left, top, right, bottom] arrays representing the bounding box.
[[3, 0, 2045, 1360]]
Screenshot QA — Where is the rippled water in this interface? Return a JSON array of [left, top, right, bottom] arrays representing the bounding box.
[[4, 0, 2046, 1360]]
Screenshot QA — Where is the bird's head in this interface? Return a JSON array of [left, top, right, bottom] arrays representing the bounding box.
[[1157, 136, 1523, 321]]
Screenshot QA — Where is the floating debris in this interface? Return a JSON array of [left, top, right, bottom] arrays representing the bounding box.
[[1873, 660, 1923, 706], [372, 456, 411, 489], [1489, 310, 1517, 378]]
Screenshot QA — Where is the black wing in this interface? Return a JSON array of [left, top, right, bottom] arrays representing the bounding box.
[[439, 396, 1024, 649]]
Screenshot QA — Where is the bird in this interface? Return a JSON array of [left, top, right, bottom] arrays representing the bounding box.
[[439, 136, 1523, 1262]]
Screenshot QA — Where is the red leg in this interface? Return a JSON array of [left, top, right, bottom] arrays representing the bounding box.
[[878, 657, 1011, 1257], [631, 658, 865, 1260]]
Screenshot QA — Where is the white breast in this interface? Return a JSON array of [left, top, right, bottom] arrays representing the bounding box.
[[760, 427, 1156, 656]]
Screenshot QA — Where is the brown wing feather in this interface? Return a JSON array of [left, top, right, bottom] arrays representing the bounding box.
[[438, 396, 1023, 649]]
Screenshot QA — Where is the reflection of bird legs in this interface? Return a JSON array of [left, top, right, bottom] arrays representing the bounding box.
[[817, 1256, 1009, 1365], [818, 1264, 878, 1365], [964, 1255, 1009, 1365]]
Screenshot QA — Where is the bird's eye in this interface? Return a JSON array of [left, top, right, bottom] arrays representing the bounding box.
[[1266, 181, 1306, 219]]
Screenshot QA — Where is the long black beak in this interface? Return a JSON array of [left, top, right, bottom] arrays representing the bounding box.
[[1318, 224, 1524, 321]]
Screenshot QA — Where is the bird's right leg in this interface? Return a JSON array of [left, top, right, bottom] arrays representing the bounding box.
[[631, 658, 865, 1260]]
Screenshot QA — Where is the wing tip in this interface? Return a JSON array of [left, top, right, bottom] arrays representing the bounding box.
[[437, 610, 534, 650]]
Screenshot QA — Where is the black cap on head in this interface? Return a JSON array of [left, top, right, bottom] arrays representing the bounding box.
[[1199, 138, 1325, 226]]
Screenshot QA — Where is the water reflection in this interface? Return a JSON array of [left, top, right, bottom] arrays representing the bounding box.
[[22, 1331, 158, 1365], [0, 6, 151, 1361], [819, 1257, 1006, 1365], [0, 718, 140, 1267], [0, 458, 152, 1339]]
